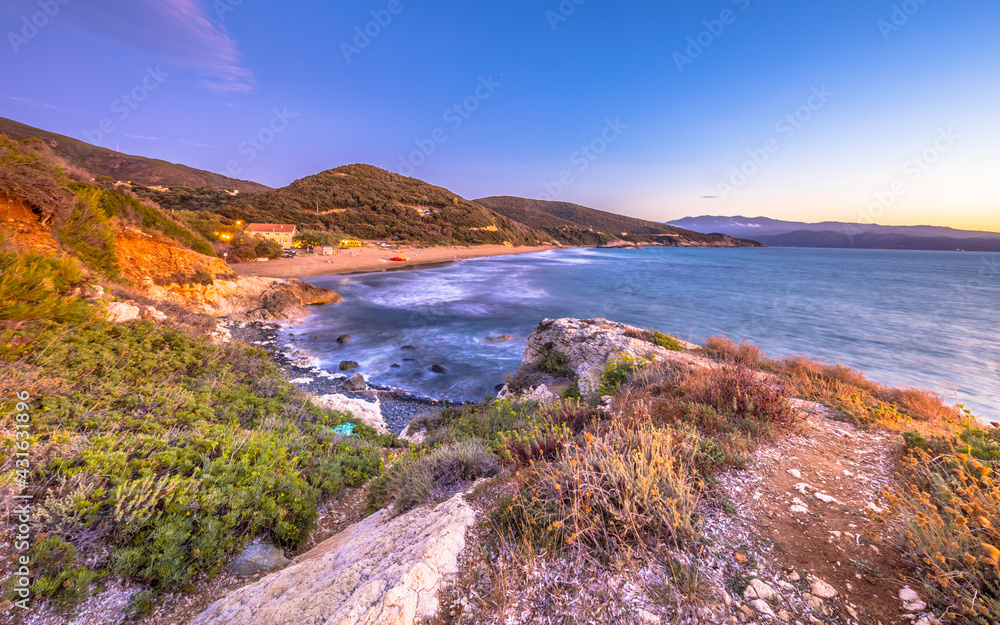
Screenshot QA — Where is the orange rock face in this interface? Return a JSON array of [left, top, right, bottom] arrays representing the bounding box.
[[115, 227, 230, 283], [0, 197, 60, 255]]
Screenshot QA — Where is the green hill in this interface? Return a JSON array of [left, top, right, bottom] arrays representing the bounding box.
[[1, 133, 221, 274], [474, 196, 738, 246], [217, 164, 546, 246], [0, 117, 268, 193]]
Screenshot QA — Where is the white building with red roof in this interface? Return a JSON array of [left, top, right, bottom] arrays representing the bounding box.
[[245, 223, 297, 247]]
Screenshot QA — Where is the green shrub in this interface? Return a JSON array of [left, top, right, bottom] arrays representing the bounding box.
[[367, 441, 500, 515], [0, 253, 91, 327], [230, 234, 282, 261], [598, 355, 646, 396], [539, 350, 573, 378], [23, 536, 97, 606], [84, 184, 216, 256], [648, 330, 684, 351], [7, 310, 383, 594], [420, 400, 539, 448], [0, 135, 75, 225], [58, 186, 121, 279]]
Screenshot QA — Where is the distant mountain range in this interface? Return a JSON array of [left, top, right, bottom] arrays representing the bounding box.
[[668, 216, 1000, 251], [0, 117, 268, 193], [476, 197, 760, 247]]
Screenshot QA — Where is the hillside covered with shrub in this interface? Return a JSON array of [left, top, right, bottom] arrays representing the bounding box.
[[215, 164, 546, 246], [0, 133, 232, 284], [0, 252, 391, 614], [0, 117, 268, 194], [475, 195, 750, 246]]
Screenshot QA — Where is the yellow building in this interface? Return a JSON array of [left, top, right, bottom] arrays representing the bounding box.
[[245, 223, 297, 247], [339, 239, 364, 248]]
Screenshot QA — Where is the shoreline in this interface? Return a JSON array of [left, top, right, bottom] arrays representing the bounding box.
[[223, 319, 458, 434], [229, 243, 557, 280]]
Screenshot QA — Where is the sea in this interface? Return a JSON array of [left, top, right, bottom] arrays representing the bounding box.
[[282, 247, 1000, 423]]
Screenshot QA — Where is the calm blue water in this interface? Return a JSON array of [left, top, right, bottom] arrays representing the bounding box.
[[287, 248, 1000, 421]]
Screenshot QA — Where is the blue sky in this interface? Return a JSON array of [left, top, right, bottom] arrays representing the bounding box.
[[2, 0, 998, 230]]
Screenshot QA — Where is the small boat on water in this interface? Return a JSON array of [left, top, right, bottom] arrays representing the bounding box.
[[389, 256, 409, 262]]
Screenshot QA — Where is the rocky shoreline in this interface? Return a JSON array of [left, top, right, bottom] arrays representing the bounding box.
[[222, 320, 457, 434]]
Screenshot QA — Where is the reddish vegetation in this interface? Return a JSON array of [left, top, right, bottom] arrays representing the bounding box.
[[701, 335, 959, 435]]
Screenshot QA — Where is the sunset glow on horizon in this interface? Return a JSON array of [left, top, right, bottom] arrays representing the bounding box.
[[2, 0, 997, 231]]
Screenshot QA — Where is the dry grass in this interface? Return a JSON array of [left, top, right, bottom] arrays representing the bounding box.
[[774, 354, 958, 433], [887, 445, 1000, 623], [701, 335, 767, 369]]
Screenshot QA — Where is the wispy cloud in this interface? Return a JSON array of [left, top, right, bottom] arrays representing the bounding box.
[[6, 95, 76, 114], [60, 0, 255, 93], [178, 138, 216, 148], [126, 134, 161, 141]]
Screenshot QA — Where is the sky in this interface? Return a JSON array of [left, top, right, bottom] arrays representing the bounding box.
[[2, 0, 998, 231]]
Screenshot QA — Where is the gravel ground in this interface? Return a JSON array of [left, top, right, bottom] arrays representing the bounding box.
[[223, 320, 456, 433]]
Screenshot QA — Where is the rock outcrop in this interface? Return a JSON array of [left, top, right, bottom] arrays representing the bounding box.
[[313, 393, 389, 434], [104, 301, 168, 323], [116, 226, 341, 320], [143, 275, 342, 320], [520, 318, 703, 393], [190, 491, 476, 625], [115, 226, 230, 284]]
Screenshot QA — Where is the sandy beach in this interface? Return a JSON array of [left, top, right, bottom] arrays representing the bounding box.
[[229, 244, 556, 279]]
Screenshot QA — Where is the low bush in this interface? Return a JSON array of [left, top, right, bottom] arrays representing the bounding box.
[[367, 441, 500, 514], [539, 350, 573, 378], [417, 400, 538, 449], [0, 252, 92, 329], [58, 186, 121, 279], [598, 354, 646, 396], [498, 421, 572, 466], [625, 327, 684, 352], [230, 234, 282, 261]]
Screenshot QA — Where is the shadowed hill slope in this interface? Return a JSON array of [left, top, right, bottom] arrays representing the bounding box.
[[476, 195, 760, 247], [0, 117, 268, 193]]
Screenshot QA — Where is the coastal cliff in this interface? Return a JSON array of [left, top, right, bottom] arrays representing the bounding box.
[[5, 292, 993, 624], [162, 319, 972, 625]]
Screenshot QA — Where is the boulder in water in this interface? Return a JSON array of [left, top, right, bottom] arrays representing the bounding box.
[[342, 373, 366, 391]]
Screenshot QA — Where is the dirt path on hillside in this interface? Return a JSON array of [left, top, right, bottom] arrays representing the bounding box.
[[708, 399, 927, 625]]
